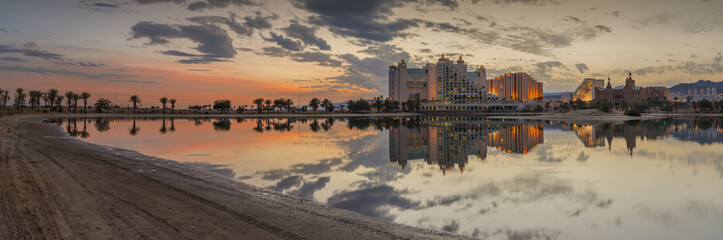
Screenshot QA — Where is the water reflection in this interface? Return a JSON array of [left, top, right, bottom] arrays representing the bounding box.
[[48, 116, 723, 240]]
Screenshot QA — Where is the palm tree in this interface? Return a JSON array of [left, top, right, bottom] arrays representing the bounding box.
[[253, 98, 264, 113], [264, 99, 272, 113], [64, 91, 75, 112], [169, 98, 176, 113], [322, 98, 332, 112], [159, 97, 168, 113], [129, 95, 141, 113], [56, 96, 65, 112], [284, 98, 294, 112], [15, 88, 26, 110], [80, 92, 91, 113], [309, 97, 321, 111], [47, 89, 59, 111], [29, 90, 43, 111], [0, 89, 7, 109], [72, 93, 81, 112]]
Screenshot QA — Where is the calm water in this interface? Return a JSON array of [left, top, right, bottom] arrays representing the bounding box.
[[49, 116, 723, 240]]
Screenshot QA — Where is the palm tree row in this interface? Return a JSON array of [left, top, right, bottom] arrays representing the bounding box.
[[252, 97, 294, 113], [0, 88, 92, 112]]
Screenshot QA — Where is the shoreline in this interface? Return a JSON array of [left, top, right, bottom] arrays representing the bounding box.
[[0, 114, 469, 240]]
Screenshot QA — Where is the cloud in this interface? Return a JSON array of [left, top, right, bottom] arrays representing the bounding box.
[[187, 12, 278, 38], [576, 151, 589, 162], [326, 44, 410, 93], [326, 183, 419, 220], [128, 21, 181, 45], [78, 62, 106, 67], [293, 0, 418, 42], [289, 52, 342, 67], [263, 32, 303, 51], [283, 23, 331, 50], [185, 0, 260, 11], [420, 20, 610, 56], [594, 25, 612, 32], [255, 47, 341, 67], [575, 63, 589, 73], [129, 21, 236, 63], [0, 28, 7, 33], [134, 0, 184, 4], [426, 0, 459, 10], [0, 65, 160, 84], [0, 57, 27, 62], [258, 47, 290, 57], [0, 45, 65, 61]]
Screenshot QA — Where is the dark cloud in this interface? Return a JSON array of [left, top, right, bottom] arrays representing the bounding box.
[[128, 21, 181, 45], [188, 12, 278, 38], [293, 0, 418, 42], [290, 52, 342, 67], [327, 44, 410, 92], [85, 2, 121, 8], [564, 16, 584, 24], [327, 183, 419, 220], [477, 0, 559, 5], [419, 48, 432, 53], [258, 47, 289, 57], [576, 151, 589, 162], [78, 62, 106, 67], [185, 0, 260, 11], [129, 21, 236, 63], [426, 0, 459, 10], [283, 23, 331, 50], [575, 63, 589, 73], [263, 32, 303, 51], [178, 24, 236, 57], [134, 0, 184, 4], [441, 220, 459, 233], [594, 25, 612, 32], [0, 65, 160, 84], [0, 28, 7, 33], [187, 69, 211, 71], [289, 177, 330, 200], [0, 57, 27, 62], [0, 45, 64, 61]]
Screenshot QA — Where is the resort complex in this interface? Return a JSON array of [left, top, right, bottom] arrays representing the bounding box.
[[389, 54, 544, 112]]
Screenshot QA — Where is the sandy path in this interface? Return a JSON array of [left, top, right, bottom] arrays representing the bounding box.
[[0, 115, 468, 240]]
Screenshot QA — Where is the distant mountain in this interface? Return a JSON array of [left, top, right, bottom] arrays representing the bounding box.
[[543, 91, 572, 97], [670, 80, 723, 94]]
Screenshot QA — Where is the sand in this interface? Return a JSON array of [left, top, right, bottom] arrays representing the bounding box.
[[0, 114, 470, 240]]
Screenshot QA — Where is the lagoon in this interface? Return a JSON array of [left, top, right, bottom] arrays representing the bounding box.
[[50, 116, 723, 240]]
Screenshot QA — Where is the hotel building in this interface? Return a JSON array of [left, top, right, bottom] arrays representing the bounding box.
[[592, 73, 670, 103], [487, 72, 543, 102], [389, 54, 544, 111]]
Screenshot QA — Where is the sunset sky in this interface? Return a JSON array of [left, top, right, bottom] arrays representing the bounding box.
[[1, 0, 722, 106]]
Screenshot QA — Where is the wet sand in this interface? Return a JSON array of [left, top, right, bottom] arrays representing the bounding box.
[[0, 114, 469, 240]]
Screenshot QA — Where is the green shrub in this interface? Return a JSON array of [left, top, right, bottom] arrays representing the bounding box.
[[624, 109, 641, 116]]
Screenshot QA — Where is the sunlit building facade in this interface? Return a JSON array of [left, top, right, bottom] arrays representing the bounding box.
[[592, 72, 671, 103], [571, 78, 605, 101], [487, 72, 543, 102], [388, 55, 490, 103]]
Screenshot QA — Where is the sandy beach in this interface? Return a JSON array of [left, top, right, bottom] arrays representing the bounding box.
[[0, 114, 469, 240]]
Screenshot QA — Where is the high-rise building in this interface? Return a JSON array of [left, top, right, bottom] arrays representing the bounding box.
[[487, 72, 543, 102], [571, 78, 605, 101], [388, 54, 488, 103]]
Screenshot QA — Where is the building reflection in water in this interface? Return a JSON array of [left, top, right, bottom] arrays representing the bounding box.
[[390, 116, 544, 173], [565, 118, 723, 155]]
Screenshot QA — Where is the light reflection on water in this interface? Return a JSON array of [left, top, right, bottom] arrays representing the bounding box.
[[49, 116, 723, 240]]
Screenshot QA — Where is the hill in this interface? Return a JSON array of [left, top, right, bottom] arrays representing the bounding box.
[[670, 80, 723, 94]]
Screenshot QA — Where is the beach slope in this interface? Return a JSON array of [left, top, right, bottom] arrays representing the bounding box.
[[0, 115, 468, 240]]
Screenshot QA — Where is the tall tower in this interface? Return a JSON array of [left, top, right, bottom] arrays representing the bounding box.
[[625, 72, 635, 90]]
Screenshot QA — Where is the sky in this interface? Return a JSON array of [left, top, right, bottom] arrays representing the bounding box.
[[1, 0, 723, 106]]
